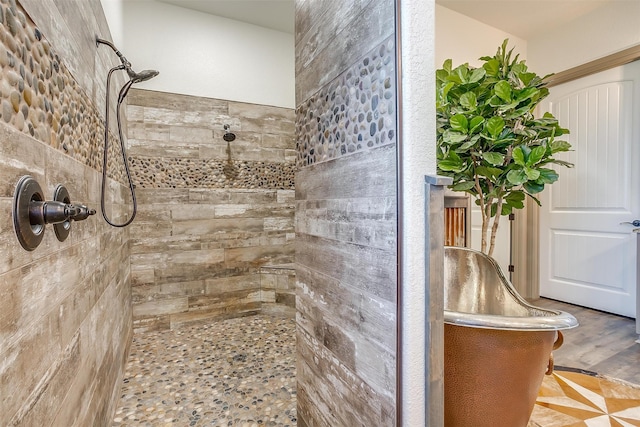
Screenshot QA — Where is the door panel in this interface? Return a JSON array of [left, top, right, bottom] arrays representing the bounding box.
[[539, 61, 640, 318]]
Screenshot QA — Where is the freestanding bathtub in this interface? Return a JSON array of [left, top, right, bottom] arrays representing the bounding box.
[[443, 246, 578, 427]]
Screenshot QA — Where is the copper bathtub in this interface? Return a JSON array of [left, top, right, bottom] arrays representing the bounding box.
[[444, 246, 578, 427]]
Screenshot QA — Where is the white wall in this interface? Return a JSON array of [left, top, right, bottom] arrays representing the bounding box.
[[105, 0, 294, 108], [400, 0, 437, 424], [435, 4, 527, 69], [436, 4, 524, 273], [527, 1, 640, 76]]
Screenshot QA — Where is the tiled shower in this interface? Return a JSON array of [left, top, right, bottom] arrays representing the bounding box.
[[0, 0, 400, 426]]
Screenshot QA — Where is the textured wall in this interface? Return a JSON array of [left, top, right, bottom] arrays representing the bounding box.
[[126, 89, 296, 332], [294, 0, 398, 425], [0, 0, 132, 425]]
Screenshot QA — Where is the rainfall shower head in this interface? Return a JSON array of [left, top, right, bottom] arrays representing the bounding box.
[[223, 124, 236, 142]]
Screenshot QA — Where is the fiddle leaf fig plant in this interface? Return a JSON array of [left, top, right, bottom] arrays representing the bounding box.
[[436, 39, 572, 256]]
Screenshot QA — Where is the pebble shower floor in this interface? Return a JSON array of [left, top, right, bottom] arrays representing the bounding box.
[[112, 315, 297, 426]]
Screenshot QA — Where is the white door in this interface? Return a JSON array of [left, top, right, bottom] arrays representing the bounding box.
[[539, 60, 640, 318]]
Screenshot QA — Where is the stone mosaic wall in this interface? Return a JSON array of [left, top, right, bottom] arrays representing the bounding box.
[[0, 0, 126, 183], [0, 0, 132, 425], [294, 0, 398, 425], [127, 88, 296, 332], [296, 38, 396, 167]]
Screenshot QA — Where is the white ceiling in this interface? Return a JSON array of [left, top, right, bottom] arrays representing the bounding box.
[[436, 0, 613, 40], [153, 0, 614, 41], [157, 0, 295, 34]]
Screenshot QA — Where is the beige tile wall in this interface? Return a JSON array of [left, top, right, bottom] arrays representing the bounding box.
[[0, 0, 132, 425], [126, 89, 296, 331]]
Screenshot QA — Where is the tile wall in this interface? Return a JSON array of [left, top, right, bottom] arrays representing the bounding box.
[[294, 0, 398, 425], [126, 89, 296, 331], [0, 0, 132, 425]]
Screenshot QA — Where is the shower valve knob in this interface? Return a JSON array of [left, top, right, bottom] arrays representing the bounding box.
[[70, 205, 97, 221], [29, 200, 80, 225]]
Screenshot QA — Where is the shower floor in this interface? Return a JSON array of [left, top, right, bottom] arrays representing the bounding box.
[[112, 315, 297, 426]]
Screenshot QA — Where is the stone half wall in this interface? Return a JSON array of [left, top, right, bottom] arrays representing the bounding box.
[[0, 0, 132, 426], [126, 88, 296, 331], [295, 0, 398, 425]]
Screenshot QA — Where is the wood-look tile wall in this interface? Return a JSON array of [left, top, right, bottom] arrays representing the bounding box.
[[0, 1, 132, 425], [295, 0, 398, 425], [126, 89, 296, 331]]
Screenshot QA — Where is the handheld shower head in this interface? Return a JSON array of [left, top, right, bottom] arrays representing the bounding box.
[[117, 69, 159, 103], [130, 69, 159, 83]]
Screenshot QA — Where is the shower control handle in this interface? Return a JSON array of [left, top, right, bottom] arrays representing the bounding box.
[[70, 205, 97, 221], [29, 200, 81, 225]]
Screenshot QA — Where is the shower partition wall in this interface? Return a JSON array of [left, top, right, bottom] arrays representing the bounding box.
[[125, 88, 296, 332], [295, 0, 399, 425], [0, 0, 132, 425]]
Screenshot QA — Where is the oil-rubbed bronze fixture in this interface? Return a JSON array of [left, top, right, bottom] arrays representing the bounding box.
[[223, 124, 236, 142], [13, 176, 96, 251]]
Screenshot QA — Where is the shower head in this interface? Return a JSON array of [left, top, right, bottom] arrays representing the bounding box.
[[129, 69, 159, 83], [96, 36, 159, 85], [223, 124, 236, 142]]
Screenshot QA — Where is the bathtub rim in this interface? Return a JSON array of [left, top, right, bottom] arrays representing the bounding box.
[[444, 246, 579, 331], [444, 310, 579, 331]]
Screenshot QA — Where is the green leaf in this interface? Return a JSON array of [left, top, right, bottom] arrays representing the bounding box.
[[482, 152, 505, 166], [501, 204, 513, 216], [550, 140, 572, 153], [515, 87, 539, 103], [449, 114, 468, 132], [446, 74, 463, 84], [469, 116, 485, 133], [458, 135, 480, 150], [507, 169, 527, 185], [436, 69, 449, 82], [505, 191, 525, 209], [505, 190, 525, 202], [452, 181, 475, 191], [527, 145, 547, 166], [476, 166, 502, 179], [525, 167, 540, 180], [512, 146, 526, 166], [469, 67, 486, 84], [438, 159, 464, 172], [519, 72, 536, 86], [494, 80, 512, 102], [537, 168, 559, 184], [524, 181, 545, 194], [441, 82, 455, 101], [442, 129, 468, 143], [485, 116, 505, 138], [460, 92, 478, 110], [455, 65, 469, 83], [442, 58, 452, 72], [483, 59, 500, 76], [553, 159, 574, 168]]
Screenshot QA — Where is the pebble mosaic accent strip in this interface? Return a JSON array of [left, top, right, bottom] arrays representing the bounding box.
[[0, 0, 125, 182], [112, 315, 296, 427], [130, 157, 295, 190], [295, 37, 396, 168]]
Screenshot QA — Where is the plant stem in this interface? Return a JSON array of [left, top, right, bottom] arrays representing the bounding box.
[[488, 195, 504, 257]]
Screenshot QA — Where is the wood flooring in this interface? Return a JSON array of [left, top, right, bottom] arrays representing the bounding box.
[[532, 298, 640, 385]]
